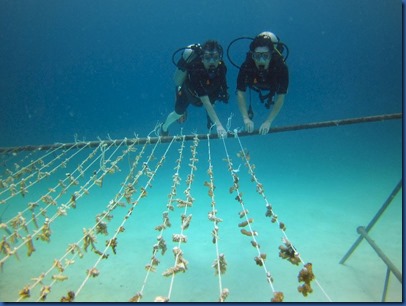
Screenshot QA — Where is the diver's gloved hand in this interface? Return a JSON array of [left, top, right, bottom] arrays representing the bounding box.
[[243, 118, 254, 133], [216, 125, 228, 138], [259, 120, 272, 135]]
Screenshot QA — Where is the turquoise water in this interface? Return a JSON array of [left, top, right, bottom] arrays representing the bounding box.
[[0, 0, 403, 302]]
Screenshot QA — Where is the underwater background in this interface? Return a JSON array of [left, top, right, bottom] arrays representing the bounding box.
[[0, 0, 402, 303]]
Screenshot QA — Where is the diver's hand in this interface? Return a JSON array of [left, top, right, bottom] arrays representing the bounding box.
[[244, 118, 254, 133], [259, 120, 272, 135], [216, 125, 228, 138]]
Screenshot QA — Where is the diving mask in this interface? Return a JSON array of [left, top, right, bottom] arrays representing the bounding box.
[[202, 51, 220, 62], [252, 52, 271, 61]]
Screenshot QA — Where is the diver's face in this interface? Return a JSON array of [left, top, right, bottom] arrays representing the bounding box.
[[252, 46, 271, 70], [202, 51, 220, 70]]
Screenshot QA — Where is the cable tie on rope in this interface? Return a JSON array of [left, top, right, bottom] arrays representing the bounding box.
[[233, 128, 240, 138], [153, 122, 162, 137], [226, 113, 234, 132], [208, 123, 215, 134], [232, 164, 241, 173]]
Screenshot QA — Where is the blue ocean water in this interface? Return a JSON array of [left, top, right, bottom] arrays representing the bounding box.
[[0, 0, 402, 145], [0, 0, 402, 303]]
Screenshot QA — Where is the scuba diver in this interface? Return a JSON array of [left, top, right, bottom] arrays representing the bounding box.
[[229, 31, 289, 135], [160, 40, 229, 138]]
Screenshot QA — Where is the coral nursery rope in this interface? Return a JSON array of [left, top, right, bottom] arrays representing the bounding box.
[[0, 142, 107, 269], [232, 130, 333, 302], [0, 113, 400, 302], [75, 136, 169, 298], [0, 143, 71, 198], [11, 140, 126, 302], [0, 142, 92, 220], [206, 130, 228, 301], [166, 135, 200, 301], [219, 134, 277, 296], [135, 135, 186, 301]]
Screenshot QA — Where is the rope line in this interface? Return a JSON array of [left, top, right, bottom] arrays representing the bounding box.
[[75, 136, 170, 298], [206, 131, 228, 302], [233, 130, 332, 302], [1, 141, 110, 270], [12, 139, 129, 301], [0, 113, 399, 302], [131, 135, 186, 302], [165, 134, 200, 302], [220, 134, 279, 300]]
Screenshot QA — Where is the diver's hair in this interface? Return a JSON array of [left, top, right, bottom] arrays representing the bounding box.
[[249, 35, 274, 52], [201, 40, 223, 57]]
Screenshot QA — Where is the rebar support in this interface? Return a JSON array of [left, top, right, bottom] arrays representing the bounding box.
[[356, 226, 402, 302], [356, 226, 402, 284], [339, 179, 402, 264]]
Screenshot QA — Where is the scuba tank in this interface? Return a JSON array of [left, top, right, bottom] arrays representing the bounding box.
[[172, 44, 201, 87]]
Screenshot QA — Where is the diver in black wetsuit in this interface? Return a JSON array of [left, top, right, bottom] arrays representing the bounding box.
[[161, 40, 229, 137], [236, 32, 289, 135]]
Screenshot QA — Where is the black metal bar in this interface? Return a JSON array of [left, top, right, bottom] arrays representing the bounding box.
[[0, 113, 402, 153], [356, 226, 402, 283], [339, 179, 402, 264]]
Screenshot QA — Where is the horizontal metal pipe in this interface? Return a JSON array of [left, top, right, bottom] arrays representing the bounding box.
[[0, 112, 402, 153]]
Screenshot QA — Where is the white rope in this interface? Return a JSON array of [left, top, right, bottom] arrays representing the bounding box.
[[74, 137, 164, 298], [0, 143, 72, 202], [135, 135, 185, 301], [1, 142, 92, 224], [165, 134, 199, 301], [2, 129, 348, 302], [206, 131, 228, 302], [232, 130, 333, 302], [219, 135, 277, 296], [1, 141, 110, 269], [12, 139, 131, 301]]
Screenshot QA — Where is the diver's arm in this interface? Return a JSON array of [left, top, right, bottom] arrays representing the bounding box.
[[265, 94, 285, 124], [237, 90, 249, 119], [200, 95, 227, 137], [259, 94, 285, 135], [237, 90, 254, 133]]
